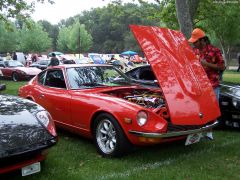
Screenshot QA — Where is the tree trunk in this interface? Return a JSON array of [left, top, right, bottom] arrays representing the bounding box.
[[219, 37, 229, 68], [175, 0, 193, 38], [187, 0, 200, 23]]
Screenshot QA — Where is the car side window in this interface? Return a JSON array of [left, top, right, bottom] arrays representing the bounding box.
[[45, 70, 66, 89], [38, 71, 47, 85]]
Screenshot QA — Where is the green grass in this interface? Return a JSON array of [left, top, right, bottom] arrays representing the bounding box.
[[222, 71, 240, 84], [1, 72, 240, 179], [0, 80, 26, 95]]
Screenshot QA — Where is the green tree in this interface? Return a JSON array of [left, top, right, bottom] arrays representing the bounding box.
[[0, 21, 19, 52], [38, 20, 59, 50], [57, 20, 92, 53], [196, 0, 240, 64], [19, 22, 52, 53], [57, 26, 70, 52], [0, 0, 54, 27], [78, 3, 159, 53]]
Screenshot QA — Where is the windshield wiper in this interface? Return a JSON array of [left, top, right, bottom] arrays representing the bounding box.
[[81, 82, 107, 87]]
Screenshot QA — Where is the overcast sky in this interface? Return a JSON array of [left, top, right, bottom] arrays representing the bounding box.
[[31, 0, 155, 24]]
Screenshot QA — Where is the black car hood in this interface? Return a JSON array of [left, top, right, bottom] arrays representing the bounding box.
[[220, 83, 240, 98], [0, 95, 54, 158]]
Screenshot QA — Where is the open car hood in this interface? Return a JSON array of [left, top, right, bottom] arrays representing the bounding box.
[[130, 25, 220, 125]]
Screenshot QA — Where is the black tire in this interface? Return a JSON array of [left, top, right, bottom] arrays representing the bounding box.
[[93, 113, 131, 158], [12, 72, 19, 82]]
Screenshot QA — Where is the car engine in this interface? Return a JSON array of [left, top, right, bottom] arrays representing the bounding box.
[[105, 88, 169, 119]]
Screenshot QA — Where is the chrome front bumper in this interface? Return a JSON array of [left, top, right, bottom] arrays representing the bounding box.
[[129, 121, 218, 138]]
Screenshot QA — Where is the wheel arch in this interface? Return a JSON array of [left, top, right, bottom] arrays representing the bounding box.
[[90, 110, 126, 136], [91, 110, 132, 157], [11, 71, 19, 81], [26, 96, 35, 102]]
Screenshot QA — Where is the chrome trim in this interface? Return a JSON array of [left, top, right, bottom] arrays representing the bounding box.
[[129, 121, 218, 138]]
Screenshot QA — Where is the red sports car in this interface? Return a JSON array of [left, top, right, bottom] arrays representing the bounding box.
[[19, 25, 220, 157], [0, 60, 42, 81]]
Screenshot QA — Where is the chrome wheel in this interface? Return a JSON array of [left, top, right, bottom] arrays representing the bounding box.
[[96, 119, 117, 154]]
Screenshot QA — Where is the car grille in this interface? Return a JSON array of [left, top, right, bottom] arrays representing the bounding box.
[[167, 121, 215, 132], [0, 150, 42, 168]]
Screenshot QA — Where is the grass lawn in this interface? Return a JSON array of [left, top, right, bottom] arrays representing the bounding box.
[[222, 70, 240, 84], [1, 71, 240, 179]]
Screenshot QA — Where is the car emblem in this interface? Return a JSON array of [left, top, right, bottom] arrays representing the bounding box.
[[199, 112, 203, 119]]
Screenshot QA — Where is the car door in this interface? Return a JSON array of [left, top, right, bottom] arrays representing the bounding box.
[[1, 61, 12, 78], [34, 69, 71, 124]]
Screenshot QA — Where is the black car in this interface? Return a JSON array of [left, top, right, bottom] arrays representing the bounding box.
[[0, 88, 57, 176], [125, 65, 240, 129], [219, 83, 240, 128], [30, 59, 50, 70]]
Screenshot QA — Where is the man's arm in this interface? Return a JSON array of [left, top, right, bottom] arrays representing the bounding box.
[[201, 58, 225, 71]]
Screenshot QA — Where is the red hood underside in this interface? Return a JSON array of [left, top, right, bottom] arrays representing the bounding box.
[[130, 25, 220, 125]]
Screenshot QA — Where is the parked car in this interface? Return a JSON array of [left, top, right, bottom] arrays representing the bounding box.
[[88, 53, 105, 64], [30, 59, 50, 70], [0, 60, 42, 81], [15, 52, 26, 66], [219, 83, 240, 128], [0, 88, 57, 176], [19, 25, 220, 157], [75, 57, 94, 64], [125, 64, 158, 87]]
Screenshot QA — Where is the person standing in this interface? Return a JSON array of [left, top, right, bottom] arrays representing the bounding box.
[[6, 53, 11, 60], [31, 54, 38, 63], [188, 28, 225, 100], [48, 53, 59, 66], [12, 52, 17, 60]]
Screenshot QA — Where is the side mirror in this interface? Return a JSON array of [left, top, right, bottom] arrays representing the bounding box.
[[0, 84, 6, 91]]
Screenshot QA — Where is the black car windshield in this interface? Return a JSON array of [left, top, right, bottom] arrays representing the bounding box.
[[8, 61, 24, 67], [66, 66, 132, 89]]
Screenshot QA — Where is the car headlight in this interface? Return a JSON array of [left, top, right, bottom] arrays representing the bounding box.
[[137, 111, 148, 126], [36, 111, 50, 127], [232, 98, 240, 108], [36, 111, 57, 136]]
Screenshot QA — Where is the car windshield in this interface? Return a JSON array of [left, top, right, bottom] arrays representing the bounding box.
[[8, 61, 24, 67], [66, 66, 132, 89]]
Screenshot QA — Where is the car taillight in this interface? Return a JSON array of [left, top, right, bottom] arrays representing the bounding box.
[[36, 111, 57, 137]]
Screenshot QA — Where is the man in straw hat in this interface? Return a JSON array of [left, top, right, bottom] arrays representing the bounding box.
[[188, 28, 225, 101]]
